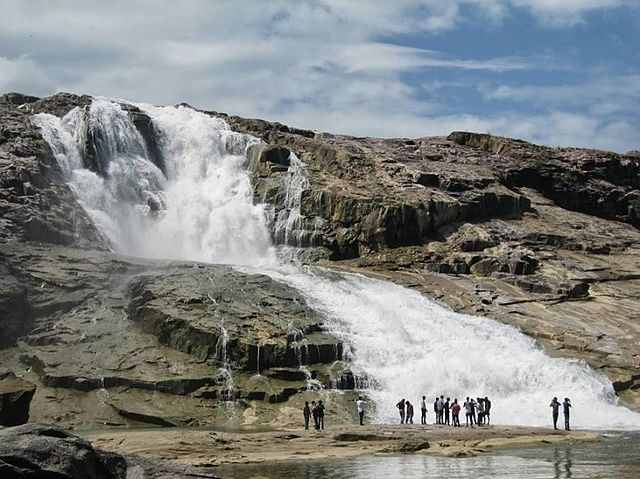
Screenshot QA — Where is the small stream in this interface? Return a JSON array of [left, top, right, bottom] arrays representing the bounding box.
[[214, 432, 640, 479]]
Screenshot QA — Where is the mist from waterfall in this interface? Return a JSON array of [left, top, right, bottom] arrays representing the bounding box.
[[33, 98, 640, 429]]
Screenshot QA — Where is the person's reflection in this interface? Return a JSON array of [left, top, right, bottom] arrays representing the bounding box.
[[553, 447, 573, 478]]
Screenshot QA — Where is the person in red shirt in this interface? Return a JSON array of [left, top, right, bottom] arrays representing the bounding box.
[[451, 398, 461, 427]]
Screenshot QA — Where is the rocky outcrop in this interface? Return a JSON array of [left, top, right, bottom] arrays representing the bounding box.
[[0, 423, 127, 479], [127, 268, 343, 371], [0, 242, 353, 429], [0, 93, 104, 248], [448, 131, 640, 227], [0, 423, 216, 478], [0, 371, 36, 426], [239, 126, 531, 259]]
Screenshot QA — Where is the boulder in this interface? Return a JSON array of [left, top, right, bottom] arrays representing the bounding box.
[[0, 371, 36, 426], [0, 423, 127, 478]]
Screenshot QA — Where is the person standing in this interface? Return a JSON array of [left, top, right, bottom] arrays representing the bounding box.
[[406, 401, 414, 424], [303, 401, 311, 430], [356, 397, 366, 426], [420, 395, 428, 425], [444, 397, 451, 426], [317, 400, 325, 430], [396, 398, 406, 424], [484, 396, 491, 425], [550, 397, 560, 430], [311, 401, 319, 430], [451, 398, 461, 427], [437, 395, 445, 424], [470, 398, 477, 426], [563, 398, 572, 431], [433, 397, 439, 424], [464, 397, 473, 428], [477, 397, 485, 426]]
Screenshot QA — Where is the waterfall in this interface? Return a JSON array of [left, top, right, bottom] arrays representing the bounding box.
[[33, 99, 274, 266], [273, 152, 317, 247], [208, 291, 234, 401], [33, 98, 640, 430]]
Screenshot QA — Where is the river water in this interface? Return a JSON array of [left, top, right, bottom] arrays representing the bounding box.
[[214, 432, 640, 479]]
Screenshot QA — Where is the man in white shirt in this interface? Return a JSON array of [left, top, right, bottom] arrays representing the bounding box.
[[356, 397, 366, 425], [420, 395, 428, 424]]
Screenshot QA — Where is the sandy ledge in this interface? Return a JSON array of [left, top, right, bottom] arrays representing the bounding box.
[[86, 424, 602, 468]]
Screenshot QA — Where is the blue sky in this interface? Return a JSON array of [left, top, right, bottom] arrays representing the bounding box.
[[1, 0, 639, 151]]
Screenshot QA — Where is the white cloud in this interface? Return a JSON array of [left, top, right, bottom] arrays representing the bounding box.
[[0, 55, 53, 94], [482, 75, 640, 118], [0, 1, 637, 152], [511, 0, 629, 25]]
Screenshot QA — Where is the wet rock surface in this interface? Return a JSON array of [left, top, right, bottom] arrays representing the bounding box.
[[0, 242, 349, 429]]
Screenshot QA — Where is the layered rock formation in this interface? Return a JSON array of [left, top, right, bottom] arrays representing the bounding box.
[[0, 90, 639, 434]]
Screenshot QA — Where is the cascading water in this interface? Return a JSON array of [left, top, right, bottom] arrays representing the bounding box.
[[34, 99, 274, 266], [33, 98, 640, 430], [273, 152, 317, 247]]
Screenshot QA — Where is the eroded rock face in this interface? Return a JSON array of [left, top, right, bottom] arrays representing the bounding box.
[[0, 371, 36, 426], [237, 124, 531, 258], [0, 242, 353, 429]]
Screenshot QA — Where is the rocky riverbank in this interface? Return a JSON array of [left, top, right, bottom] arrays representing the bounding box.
[[86, 424, 601, 468]]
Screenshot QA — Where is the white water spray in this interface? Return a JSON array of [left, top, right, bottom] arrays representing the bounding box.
[[34, 98, 640, 429]]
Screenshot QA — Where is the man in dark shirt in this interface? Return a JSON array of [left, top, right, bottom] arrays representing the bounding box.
[[303, 401, 311, 430], [396, 398, 406, 424], [563, 398, 572, 430], [444, 397, 451, 425], [550, 397, 560, 430], [484, 396, 492, 425], [317, 400, 325, 430]]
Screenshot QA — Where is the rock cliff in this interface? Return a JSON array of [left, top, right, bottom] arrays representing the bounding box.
[[0, 91, 638, 432]]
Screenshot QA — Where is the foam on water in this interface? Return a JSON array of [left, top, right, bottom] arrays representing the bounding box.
[[33, 98, 640, 429]]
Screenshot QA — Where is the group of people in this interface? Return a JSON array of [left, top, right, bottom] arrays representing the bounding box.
[[550, 397, 572, 430], [302, 395, 573, 431], [396, 395, 492, 428], [303, 400, 326, 430]]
